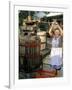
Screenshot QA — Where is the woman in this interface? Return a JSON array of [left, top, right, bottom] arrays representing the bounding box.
[[48, 20, 63, 76]]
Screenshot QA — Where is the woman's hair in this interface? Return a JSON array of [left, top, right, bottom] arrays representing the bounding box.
[[52, 28, 61, 35]]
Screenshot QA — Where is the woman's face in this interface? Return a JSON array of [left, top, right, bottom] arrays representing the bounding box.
[[54, 29, 60, 37]]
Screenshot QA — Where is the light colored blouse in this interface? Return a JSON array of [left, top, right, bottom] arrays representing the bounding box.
[[52, 36, 60, 47]]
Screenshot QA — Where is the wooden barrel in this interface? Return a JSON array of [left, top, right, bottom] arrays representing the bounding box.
[[37, 31, 46, 50], [23, 35, 41, 73]]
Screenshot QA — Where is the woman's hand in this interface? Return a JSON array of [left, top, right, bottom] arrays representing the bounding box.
[[51, 20, 59, 29]]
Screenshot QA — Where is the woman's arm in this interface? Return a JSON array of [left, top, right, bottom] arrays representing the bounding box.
[[48, 22, 54, 36], [56, 24, 63, 36]]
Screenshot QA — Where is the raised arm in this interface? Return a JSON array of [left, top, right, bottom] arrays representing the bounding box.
[[57, 24, 63, 36], [48, 22, 54, 36]]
